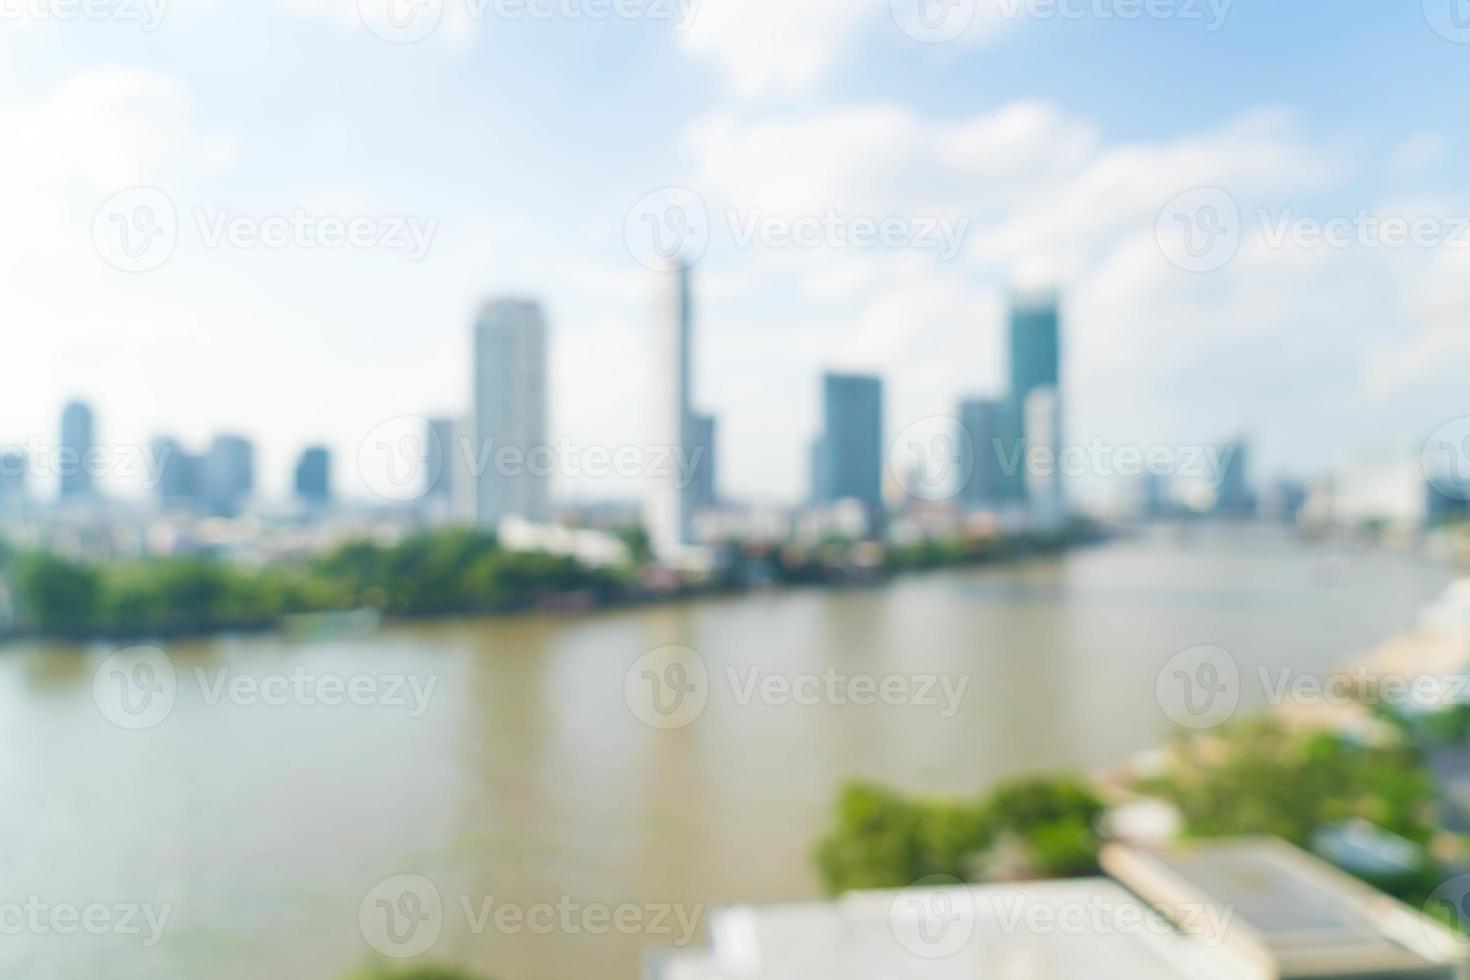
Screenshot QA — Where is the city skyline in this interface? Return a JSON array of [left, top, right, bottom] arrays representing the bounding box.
[[5, 6, 1469, 511]]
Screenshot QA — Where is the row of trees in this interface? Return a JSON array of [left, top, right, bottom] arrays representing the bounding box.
[[3, 529, 628, 639], [814, 716, 1453, 911]]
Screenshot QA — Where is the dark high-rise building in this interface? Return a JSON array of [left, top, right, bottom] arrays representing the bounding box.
[[1003, 295, 1061, 502], [59, 400, 96, 500], [814, 373, 884, 514], [202, 434, 254, 516], [294, 445, 331, 507], [1212, 438, 1256, 517], [957, 398, 1003, 509], [151, 436, 202, 509], [690, 413, 717, 511]]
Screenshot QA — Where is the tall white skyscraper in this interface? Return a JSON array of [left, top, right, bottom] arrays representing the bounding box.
[[473, 298, 550, 526], [645, 261, 696, 559], [1024, 386, 1065, 530]]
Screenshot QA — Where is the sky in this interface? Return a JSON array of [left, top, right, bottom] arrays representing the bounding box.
[[5, 0, 1470, 508]]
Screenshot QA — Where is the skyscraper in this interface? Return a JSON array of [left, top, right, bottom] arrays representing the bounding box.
[[1023, 387, 1065, 529], [690, 413, 718, 511], [473, 298, 550, 526], [814, 373, 884, 516], [957, 398, 1003, 510], [646, 262, 697, 558], [1003, 294, 1062, 503], [294, 445, 331, 507], [202, 434, 254, 516], [1213, 438, 1256, 517], [151, 436, 202, 509], [59, 400, 95, 501]]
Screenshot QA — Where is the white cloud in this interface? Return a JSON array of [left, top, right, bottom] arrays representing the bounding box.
[[678, 95, 1470, 495], [1391, 130, 1448, 183], [679, 0, 1015, 99]]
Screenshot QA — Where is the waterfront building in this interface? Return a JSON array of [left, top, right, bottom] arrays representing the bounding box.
[[202, 434, 254, 516], [645, 262, 698, 558], [59, 400, 96, 501], [293, 445, 331, 507], [813, 372, 884, 520], [474, 298, 551, 526]]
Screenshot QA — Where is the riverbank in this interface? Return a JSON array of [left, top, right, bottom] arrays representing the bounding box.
[[0, 522, 1104, 643]]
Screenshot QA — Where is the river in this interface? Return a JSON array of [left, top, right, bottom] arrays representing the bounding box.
[[0, 526, 1455, 980]]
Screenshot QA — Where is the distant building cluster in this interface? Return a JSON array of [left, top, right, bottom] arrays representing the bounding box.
[[14, 263, 1466, 565]]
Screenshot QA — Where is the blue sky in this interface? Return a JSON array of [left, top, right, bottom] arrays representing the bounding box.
[[3, 0, 1469, 507]]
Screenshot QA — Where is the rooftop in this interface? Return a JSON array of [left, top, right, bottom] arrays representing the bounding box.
[[1103, 837, 1466, 978], [648, 878, 1270, 980]]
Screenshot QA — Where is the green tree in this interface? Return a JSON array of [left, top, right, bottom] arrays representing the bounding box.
[[343, 965, 492, 980], [812, 775, 1107, 894], [15, 553, 100, 634], [813, 781, 991, 894], [1140, 716, 1437, 846]]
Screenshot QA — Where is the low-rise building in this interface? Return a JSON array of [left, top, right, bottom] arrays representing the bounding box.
[[1104, 837, 1467, 979], [648, 878, 1270, 979]]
